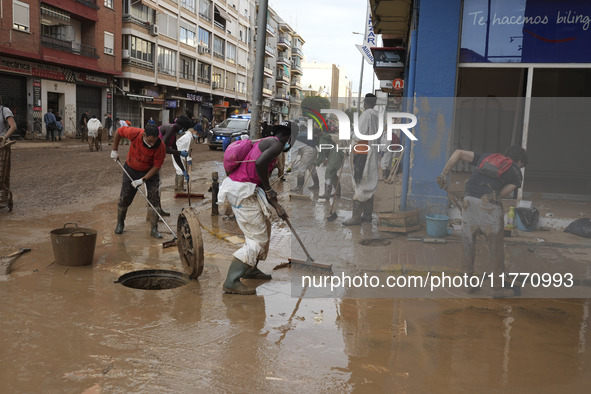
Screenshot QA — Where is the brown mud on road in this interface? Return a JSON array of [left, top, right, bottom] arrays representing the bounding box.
[[1, 139, 591, 392]]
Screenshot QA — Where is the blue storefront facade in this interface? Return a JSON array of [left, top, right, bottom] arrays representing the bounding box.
[[371, 0, 591, 220]]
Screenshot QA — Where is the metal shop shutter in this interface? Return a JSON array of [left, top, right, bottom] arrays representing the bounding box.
[[0, 75, 27, 127], [76, 85, 102, 121]]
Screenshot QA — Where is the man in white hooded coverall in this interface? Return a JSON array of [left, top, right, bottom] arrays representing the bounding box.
[[343, 94, 380, 226], [172, 128, 198, 191], [87, 115, 102, 152]]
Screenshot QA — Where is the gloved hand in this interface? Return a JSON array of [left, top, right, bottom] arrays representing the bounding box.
[[188, 159, 192, 166], [436, 173, 447, 190], [131, 178, 144, 189], [182, 170, 189, 181], [180, 150, 189, 157], [111, 150, 119, 161]]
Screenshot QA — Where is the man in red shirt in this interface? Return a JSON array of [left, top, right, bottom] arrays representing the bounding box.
[[110, 124, 166, 238]]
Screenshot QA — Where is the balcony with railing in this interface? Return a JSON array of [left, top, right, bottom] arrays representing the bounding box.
[[264, 44, 275, 57], [264, 65, 273, 77], [290, 95, 302, 105], [290, 78, 302, 90], [262, 88, 273, 98], [277, 35, 291, 49], [41, 35, 97, 58], [292, 47, 304, 57], [291, 63, 302, 74], [276, 72, 289, 85], [277, 56, 291, 66], [75, 0, 98, 8], [274, 89, 289, 102], [266, 24, 276, 37]]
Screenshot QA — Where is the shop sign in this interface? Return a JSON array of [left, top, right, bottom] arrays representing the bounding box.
[[462, 0, 591, 63], [186, 93, 203, 102], [165, 99, 179, 108], [0, 57, 32, 75]]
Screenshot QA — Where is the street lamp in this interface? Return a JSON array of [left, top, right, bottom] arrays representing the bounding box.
[[353, 31, 364, 113]]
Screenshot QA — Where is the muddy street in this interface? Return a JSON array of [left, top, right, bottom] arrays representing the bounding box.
[[1, 139, 591, 392]]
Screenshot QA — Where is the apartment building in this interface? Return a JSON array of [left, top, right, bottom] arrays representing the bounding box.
[[119, 0, 256, 126], [0, 0, 121, 137], [0, 0, 304, 136], [260, 6, 304, 124]]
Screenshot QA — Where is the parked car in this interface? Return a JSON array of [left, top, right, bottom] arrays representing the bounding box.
[[207, 115, 251, 151]]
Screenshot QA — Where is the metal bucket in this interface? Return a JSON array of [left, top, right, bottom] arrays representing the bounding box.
[[50, 223, 97, 266]]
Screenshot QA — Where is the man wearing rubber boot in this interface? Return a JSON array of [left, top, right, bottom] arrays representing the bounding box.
[[437, 146, 527, 298], [111, 124, 166, 239], [343, 94, 380, 226], [316, 128, 345, 200], [290, 126, 320, 193], [218, 122, 294, 295], [158, 115, 193, 216]]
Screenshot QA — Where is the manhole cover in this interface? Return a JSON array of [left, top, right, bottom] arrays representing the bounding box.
[[359, 238, 392, 247], [116, 269, 190, 290]]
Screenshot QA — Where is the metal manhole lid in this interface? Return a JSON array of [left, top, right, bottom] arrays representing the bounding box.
[[177, 207, 205, 279]]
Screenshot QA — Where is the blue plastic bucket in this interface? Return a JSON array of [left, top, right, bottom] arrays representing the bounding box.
[[425, 214, 449, 237]]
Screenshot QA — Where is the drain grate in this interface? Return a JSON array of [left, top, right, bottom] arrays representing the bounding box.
[[116, 269, 190, 290]]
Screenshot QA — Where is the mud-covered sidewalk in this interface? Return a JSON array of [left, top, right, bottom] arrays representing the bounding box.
[[2, 139, 591, 392]]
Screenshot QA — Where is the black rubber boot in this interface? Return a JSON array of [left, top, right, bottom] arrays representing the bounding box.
[[242, 263, 272, 280], [309, 172, 320, 190], [150, 212, 163, 239], [343, 201, 363, 226], [319, 183, 332, 200], [291, 175, 304, 192], [223, 258, 256, 295], [115, 207, 127, 234], [361, 197, 374, 223]]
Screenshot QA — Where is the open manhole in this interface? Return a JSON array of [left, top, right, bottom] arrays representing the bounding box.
[[115, 270, 190, 290], [359, 238, 392, 247]]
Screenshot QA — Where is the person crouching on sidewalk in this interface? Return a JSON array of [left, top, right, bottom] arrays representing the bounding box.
[[110, 124, 166, 239], [218, 122, 295, 295], [437, 145, 527, 298]]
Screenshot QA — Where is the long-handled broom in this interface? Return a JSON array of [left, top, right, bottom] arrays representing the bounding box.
[[115, 159, 177, 248], [283, 217, 332, 273]]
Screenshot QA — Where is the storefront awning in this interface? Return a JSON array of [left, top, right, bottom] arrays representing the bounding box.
[[214, 5, 232, 21], [41, 4, 70, 23]]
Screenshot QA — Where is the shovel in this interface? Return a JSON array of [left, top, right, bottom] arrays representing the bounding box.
[[115, 159, 177, 248]]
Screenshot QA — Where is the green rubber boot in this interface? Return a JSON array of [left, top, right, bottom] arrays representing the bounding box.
[[223, 258, 256, 295], [242, 263, 272, 280]]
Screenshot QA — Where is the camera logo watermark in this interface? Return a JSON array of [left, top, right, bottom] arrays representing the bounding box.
[[303, 107, 418, 154]]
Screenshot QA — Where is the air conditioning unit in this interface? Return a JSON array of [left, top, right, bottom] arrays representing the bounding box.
[[120, 79, 130, 92], [150, 24, 159, 36], [141, 88, 149, 96], [122, 49, 130, 59], [198, 45, 208, 54]]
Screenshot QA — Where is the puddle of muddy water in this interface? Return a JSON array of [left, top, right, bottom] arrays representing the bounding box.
[[2, 177, 591, 392]]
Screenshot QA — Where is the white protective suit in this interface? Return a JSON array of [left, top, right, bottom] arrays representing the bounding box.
[[218, 177, 273, 267], [172, 130, 195, 175], [351, 107, 380, 202], [86, 118, 102, 138]]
